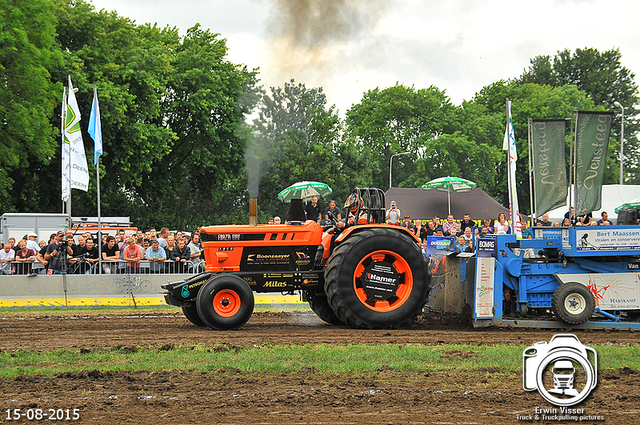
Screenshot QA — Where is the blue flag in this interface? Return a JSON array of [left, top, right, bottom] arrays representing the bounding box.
[[88, 86, 102, 165]]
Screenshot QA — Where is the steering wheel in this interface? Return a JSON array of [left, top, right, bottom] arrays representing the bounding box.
[[322, 210, 343, 234]]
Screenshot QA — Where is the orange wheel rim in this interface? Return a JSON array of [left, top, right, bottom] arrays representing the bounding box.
[[353, 250, 413, 312], [213, 289, 241, 317]]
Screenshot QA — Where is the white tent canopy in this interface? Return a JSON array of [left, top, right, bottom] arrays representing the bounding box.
[[546, 184, 640, 224]]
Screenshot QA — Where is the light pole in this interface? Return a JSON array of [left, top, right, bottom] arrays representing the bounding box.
[[389, 152, 409, 189], [614, 101, 624, 185]]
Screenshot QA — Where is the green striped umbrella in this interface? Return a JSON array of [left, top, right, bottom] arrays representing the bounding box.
[[421, 176, 477, 214], [277, 181, 333, 203], [615, 197, 640, 213]]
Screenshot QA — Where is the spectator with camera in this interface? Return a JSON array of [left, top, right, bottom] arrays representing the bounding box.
[[44, 231, 73, 274], [386, 201, 401, 225]]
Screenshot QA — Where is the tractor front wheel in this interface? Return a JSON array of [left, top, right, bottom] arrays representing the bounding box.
[[196, 275, 254, 330]]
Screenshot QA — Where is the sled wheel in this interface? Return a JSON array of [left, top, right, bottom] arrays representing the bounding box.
[[325, 228, 429, 329], [304, 290, 343, 325], [552, 282, 595, 324], [182, 303, 206, 327], [196, 275, 254, 330]]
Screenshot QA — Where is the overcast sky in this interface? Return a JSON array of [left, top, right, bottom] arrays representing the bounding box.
[[89, 0, 640, 115]]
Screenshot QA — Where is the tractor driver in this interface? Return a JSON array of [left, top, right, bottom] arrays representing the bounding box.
[[327, 193, 369, 232], [343, 193, 371, 227]]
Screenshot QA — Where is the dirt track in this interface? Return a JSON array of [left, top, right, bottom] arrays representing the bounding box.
[[2, 310, 639, 424]]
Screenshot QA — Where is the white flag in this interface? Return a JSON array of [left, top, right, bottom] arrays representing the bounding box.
[[62, 76, 89, 200], [503, 99, 522, 238]]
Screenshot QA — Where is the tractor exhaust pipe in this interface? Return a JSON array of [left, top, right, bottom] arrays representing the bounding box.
[[249, 198, 258, 226]]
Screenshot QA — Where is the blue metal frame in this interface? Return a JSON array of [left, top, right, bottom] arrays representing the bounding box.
[[472, 226, 640, 329]]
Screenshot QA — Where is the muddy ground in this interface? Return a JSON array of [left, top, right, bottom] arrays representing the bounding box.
[[1, 310, 639, 424]]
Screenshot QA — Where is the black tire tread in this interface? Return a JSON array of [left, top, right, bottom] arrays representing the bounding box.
[[552, 282, 595, 324], [304, 290, 343, 325], [325, 228, 429, 329], [196, 275, 254, 330], [182, 303, 206, 327]]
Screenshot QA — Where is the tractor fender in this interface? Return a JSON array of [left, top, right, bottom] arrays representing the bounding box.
[[335, 224, 421, 245], [165, 272, 214, 304]]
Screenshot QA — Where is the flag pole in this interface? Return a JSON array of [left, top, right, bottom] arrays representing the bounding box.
[[504, 98, 522, 238], [527, 119, 536, 220], [89, 84, 103, 273], [61, 86, 67, 214], [95, 85, 102, 273], [67, 84, 73, 217]]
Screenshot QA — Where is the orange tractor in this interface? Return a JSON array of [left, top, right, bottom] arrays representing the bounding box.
[[162, 188, 430, 329]]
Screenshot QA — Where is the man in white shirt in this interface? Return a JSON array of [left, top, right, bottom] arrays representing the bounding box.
[[386, 201, 401, 225], [0, 242, 15, 274]]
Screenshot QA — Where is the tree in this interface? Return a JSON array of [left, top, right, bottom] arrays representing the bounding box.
[[345, 84, 455, 189], [45, 2, 259, 229], [518, 47, 639, 183], [468, 81, 595, 212], [0, 0, 62, 212], [250, 80, 362, 219], [51, 1, 179, 221], [144, 24, 260, 228], [407, 133, 503, 196]]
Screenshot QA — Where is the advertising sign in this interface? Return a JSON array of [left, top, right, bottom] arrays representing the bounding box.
[[575, 228, 640, 252], [474, 256, 495, 318], [426, 236, 455, 257], [531, 119, 567, 214], [555, 273, 640, 310]]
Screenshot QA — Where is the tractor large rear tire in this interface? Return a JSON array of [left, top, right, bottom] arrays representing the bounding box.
[[182, 302, 206, 327], [304, 290, 343, 325], [325, 228, 429, 329], [196, 275, 254, 330]]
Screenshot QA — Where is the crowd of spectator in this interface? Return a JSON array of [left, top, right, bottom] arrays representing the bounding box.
[[0, 227, 204, 275], [0, 198, 630, 276]]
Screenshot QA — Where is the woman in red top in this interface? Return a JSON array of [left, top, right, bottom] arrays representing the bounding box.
[[14, 239, 36, 275]]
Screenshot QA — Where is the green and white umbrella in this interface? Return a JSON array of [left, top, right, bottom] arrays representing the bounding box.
[[421, 176, 477, 214], [277, 181, 333, 203], [615, 197, 640, 213]]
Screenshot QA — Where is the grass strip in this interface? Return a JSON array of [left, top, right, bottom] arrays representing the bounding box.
[[1, 343, 637, 379]]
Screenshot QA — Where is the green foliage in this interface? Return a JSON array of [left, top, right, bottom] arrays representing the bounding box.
[[2, 0, 639, 230], [0, 0, 62, 211], [518, 47, 639, 184], [250, 80, 363, 219], [345, 84, 455, 189]]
